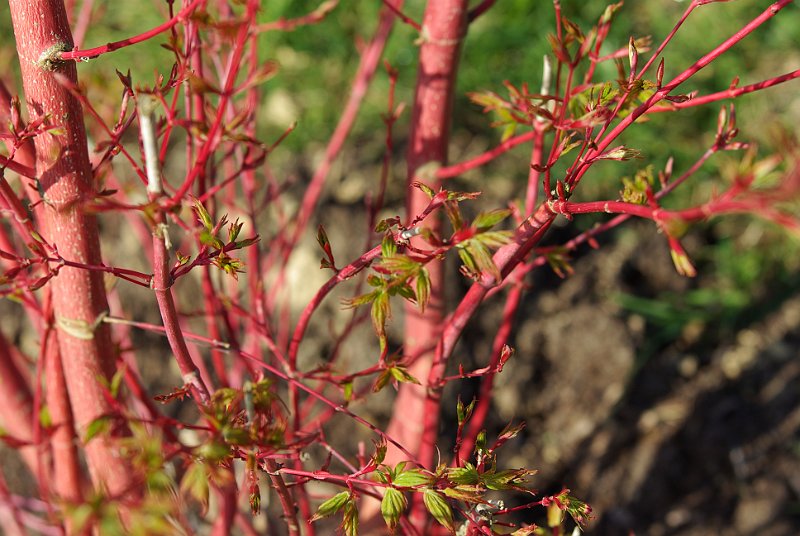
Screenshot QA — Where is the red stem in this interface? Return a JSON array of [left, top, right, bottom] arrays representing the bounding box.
[[648, 69, 800, 112], [58, 0, 204, 61], [255, 0, 340, 33], [151, 218, 212, 403], [436, 131, 537, 179], [42, 324, 85, 507], [457, 280, 522, 463], [0, 331, 35, 470]]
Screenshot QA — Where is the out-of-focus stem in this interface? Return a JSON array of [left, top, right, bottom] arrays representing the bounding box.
[[0, 331, 35, 471], [268, 0, 403, 312], [42, 325, 84, 505]]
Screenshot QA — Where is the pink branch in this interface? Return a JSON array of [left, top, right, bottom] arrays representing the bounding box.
[[456, 282, 522, 463], [435, 130, 537, 179], [289, 245, 382, 364]]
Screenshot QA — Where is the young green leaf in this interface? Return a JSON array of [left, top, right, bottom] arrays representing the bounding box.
[[381, 488, 407, 532], [423, 489, 455, 533], [392, 468, 432, 488], [381, 234, 398, 258], [84, 415, 112, 442], [310, 491, 350, 522], [456, 397, 476, 426], [388, 365, 420, 385], [415, 267, 430, 313], [316, 224, 336, 269], [472, 209, 510, 231]]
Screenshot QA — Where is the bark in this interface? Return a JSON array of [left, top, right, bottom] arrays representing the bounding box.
[[7, 0, 136, 497]]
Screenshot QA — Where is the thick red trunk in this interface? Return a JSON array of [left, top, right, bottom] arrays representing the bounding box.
[[385, 0, 468, 463], [8, 0, 136, 496]]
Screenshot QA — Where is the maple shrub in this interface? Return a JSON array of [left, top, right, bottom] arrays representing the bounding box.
[[0, 0, 798, 535]]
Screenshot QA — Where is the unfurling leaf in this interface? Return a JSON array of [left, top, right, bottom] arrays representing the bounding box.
[[389, 365, 420, 385], [371, 292, 390, 336], [595, 145, 643, 161], [669, 246, 697, 278], [192, 198, 214, 231], [372, 437, 387, 465], [84, 415, 112, 442], [342, 498, 358, 536], [456, 397, 476, 426], [415, 267, 430, 313]]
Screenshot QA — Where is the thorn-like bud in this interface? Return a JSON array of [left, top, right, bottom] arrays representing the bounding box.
[[628, 36, 638, 84]]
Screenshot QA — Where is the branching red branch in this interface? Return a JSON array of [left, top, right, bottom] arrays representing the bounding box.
[[289, 245, 383, 364], [58, 0, 204, 61], [456, 281, 522, 463], [548, 195, 796, 227], [577, 0, 794, 186], [417, 204, 555, 469], [435, 131, 538, 179], [648, 69, 800, 112]]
